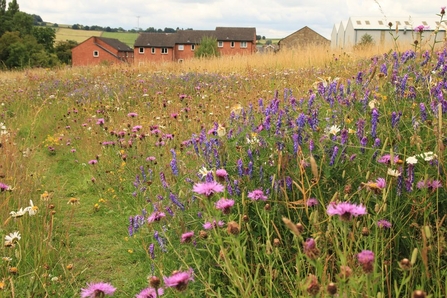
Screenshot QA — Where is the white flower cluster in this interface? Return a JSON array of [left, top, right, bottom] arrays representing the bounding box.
[[9, 200, 38, 218]]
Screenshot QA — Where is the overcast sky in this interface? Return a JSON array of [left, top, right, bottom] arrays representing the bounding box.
[[20, 0, 443, 39]]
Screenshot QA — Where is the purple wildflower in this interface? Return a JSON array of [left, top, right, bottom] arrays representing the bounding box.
[[0, 182, 10, 192], [371, 108, 379, 137], [181, 231, 194, 243], [303, 238, 319, 259], [327, 202, 367, 221], [80, 282, 116, 298], [330, 145, 339, 166], [88, 159, 98, 165], [148, 243, 155, 259], [215, 169, 228, 179], [147, 211, 166, 223], [357, 250, 375, 273], [96, 118, 105, 125], [163, 268, 194, 291], [192, 181, 225, 197], [127, 112, 138, 117], [247, 189, 268, 201], [215, 198, 235, 214], [307, 198, 318, 207], [135, 287, 164, 298], [377, 219, 392, 229]]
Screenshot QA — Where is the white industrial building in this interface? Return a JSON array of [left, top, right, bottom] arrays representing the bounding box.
[[331, 16, 446, 49]]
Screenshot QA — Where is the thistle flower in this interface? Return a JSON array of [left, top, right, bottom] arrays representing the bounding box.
[[147, 211, 166, 223], [80, 282, 116, 297], [163, 268, 194, 291], [127, 112, 138, 117], [88, 159, 98, 165], [327, 202, 367, 221], [0, 182, 11, 192], [303, 238, 319, 259]]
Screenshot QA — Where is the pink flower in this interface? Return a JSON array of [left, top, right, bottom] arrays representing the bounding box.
[[88, 159, 98, 165], [0, 182, 11, 192], [307, 198, 318, 207], [132, 125, 143, 132], [377, 219, 392, 229], [127, 112, 138, 117], [96, 118, 105, 125], [81, 282, 116, 297], [215, 198, 235, 214], [147, 212, 166, 223], [193, 181, 225, 197], [215, 169, 228, 178], [247, 189, 268, 201], [203, 220, 225, 230], [163, 268, 194, 291], [357, 250, 375, 273], [135, 287, 164, 298], [327, 202, 367, 221], [181, 231, 194, 243], [377, 154, 399, 164]]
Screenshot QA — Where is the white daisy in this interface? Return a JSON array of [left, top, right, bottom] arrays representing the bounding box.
[[4, 231, 21, 244], [9, 208, 27, 218], [419, 151, 437, 161], [26, 200, 38, 216], [328, 125, 340, 135], [387, 168, 401, 177], [406, 156, 418, 165]]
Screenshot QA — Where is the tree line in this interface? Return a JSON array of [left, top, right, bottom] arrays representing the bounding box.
[[0, 0, 77, 69]]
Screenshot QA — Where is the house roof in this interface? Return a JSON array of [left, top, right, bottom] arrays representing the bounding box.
[[135, 27, 256, 47], [176, 30, 216, 44], [134, 33, 177, 47], [97, 37, 133, 52], [279, 26, 329, 44], [215, 27, 256, 41], [347, 16, 445, 31]]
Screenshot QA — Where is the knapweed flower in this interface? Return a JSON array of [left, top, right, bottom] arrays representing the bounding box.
[[4, 231, 21, 244], [147, 211, 166, 223], [377, 154, 400, 164], [135, 287, 164, 298], [414, 24, 429, 33], [441, 6, 446, 15], [357, 250, 375, 273], [307, 197, 318, 207], [215, 169, 228, 179], [203, 220, 225, 230], [215, 198, 235, 214], [192, 181, 224, 198], [247, 189, 268, 201], [363, 177, 386, 194], [88, 159, 98, 165], [327, 202, 367, 221], [377, 219, 392, 229], [163, 268, 194, 291], [80, 282, 116, 297], [0, 182, 11, 192], [303, 238, 319, 259], [96, 118, 105, 125], [181, 231, 194, 243], [127, 112, 138, 117]]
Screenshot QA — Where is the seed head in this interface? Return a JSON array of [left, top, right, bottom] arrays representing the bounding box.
[[327, 282, 337, 296]]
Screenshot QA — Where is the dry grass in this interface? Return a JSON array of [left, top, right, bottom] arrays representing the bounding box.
[[55, 28, 102, 43]]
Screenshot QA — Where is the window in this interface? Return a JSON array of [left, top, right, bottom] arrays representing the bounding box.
[[161, 48, 168, 54], [93, 50, 99, 57], [178, 45, 184, 51], [151, 48, 156, 54], [240, 41, 247, 48], [218, 41, 223, 47], [365, 20, 370, 25], [191, 44, 195, 51], [405, 21, 410, 25], [396, 21, 401, 25], [139, 47, 144, 54], [422, 21, 428, 25], [356, 20, 361, 25], [230, 41, 235, 48], [378, 20, 383, 25]]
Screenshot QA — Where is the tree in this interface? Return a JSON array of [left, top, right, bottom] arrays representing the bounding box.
[[265, 39, 272, 45], [32, 26, 56, 52], [11, 11, 33, 36], [72, 24, 80, 29], [194, 36, 220, 58], [0, 0, 6, 15], [32, 14, 42, 24], [52, 23, 58, 27], [7, 0, 19, 16], [256, 35, 261, 40], [54, 40, 77, 64]]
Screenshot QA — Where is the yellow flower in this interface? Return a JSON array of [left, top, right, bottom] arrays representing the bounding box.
[[98, 198, 106, 203]]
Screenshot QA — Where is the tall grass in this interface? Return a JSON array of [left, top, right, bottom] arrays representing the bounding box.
[[1, 21, 447, 297]]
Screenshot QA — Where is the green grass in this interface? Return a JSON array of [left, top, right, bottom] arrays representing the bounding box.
[[101, 32, 139, 47]]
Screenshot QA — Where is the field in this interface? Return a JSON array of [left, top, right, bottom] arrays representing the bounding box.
[[1, 22, 447, 297], [55, 27, 103, 43]]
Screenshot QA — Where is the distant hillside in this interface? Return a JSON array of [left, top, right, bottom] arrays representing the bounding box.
[[52, 26, 138, 47]]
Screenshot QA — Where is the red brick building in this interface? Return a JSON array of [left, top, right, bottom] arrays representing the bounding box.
[[278, 26, 330, 50], [134, 27, 257, 64], [71, 36, 134, 66]]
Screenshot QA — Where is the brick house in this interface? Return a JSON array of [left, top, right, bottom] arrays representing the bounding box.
[[278, 26, 330, 50], [72, 36, 134, 66], [134, 27, 256, 64]]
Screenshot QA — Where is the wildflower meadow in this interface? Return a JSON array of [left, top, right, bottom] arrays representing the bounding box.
[[1, 8, 447, 298]]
